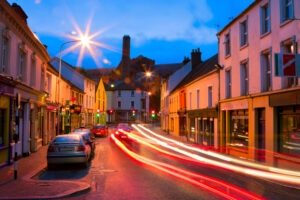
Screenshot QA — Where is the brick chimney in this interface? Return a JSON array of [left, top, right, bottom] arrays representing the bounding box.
[[121, 35, 130, 78], [12, 3, 28, 23], [191, 48, 202, 69]]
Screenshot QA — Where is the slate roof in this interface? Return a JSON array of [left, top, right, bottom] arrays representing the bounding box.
[[171, 54, 218, 93], [86, 67, 116, 82], [151, 63, 183, 77]]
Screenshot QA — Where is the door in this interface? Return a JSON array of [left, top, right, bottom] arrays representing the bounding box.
[[256, 108, 266, 161]]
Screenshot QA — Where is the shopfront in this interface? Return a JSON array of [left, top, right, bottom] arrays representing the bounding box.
[[188, 108, 217, 147], [269, 90, 300, 169]]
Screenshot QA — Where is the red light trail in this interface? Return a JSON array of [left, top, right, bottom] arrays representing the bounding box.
[[111, 133, 265, 200]]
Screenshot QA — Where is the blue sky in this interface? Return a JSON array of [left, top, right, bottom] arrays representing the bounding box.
[[9, 0, 254, 69]]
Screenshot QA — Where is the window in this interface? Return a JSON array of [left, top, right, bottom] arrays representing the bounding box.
[[278, 106, 300, 156], [131, 101, 134, 108], [86, 95, 88, 107], [282, 38, 296, 88], [280, 0, 293, 23], [230, 110, 249, 149], [47, 74, 51, 95], [261, 50, 272, 92], [197, 89, 200, 109], [240, 61, 249, 96], [225, 32, 231, 56], [141, 99, 146, 109], [225, 69, 231, 98], [30, 56, 36, 87], [208, 87, 212, 107], [189, 92, 192, 109], [118, 90, 121, 96], [18, 50, 26, 81], [240, 20, 248, 46], [118, 101, 121, 108], [131, 91, 135, 97], [1, 37, 9, 73], [261, 3, 270, 34], [41, 64, 45, 91]]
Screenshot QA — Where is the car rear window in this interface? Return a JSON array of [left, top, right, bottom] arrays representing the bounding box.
[[54, 135, 80, 143], [94, 126, 104, 129]]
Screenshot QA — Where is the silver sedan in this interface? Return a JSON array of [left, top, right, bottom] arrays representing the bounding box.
[[47, 134, 91, 169]]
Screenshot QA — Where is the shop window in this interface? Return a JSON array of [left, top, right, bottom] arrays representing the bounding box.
[[278, 106, 300, 156], [0, 109, 5, 145], [190, 117, 195, 140], [230, 110, 249, 149]]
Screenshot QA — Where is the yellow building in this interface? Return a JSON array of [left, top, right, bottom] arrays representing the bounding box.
[[95, 78, 107, 125]]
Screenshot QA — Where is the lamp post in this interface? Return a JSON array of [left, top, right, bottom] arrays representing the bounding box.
[[58, 38, 89, 134], [145, 71, 152, 123]]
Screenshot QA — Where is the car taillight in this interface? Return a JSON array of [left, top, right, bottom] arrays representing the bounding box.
[[115, 131, 119, 135], [48, 146, 54, 152], [77, 145, 86, 151]]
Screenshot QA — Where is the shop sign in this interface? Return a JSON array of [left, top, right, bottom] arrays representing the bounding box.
[[221, 99, 248, 111], [74, 106, 81, 112]]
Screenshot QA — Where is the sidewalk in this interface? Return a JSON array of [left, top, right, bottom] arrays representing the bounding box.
[[0, 145, 90, 200], [142, 124, 300, 190]]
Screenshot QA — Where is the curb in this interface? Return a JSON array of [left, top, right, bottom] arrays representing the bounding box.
[[0, 165, 91, 200]]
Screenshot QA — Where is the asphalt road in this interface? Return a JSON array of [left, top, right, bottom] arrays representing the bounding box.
[[39, 129, 300, 200]]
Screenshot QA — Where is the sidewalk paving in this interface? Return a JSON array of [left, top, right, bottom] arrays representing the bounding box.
[[0, 145, 90, 200], [141, 124, 300, 190]]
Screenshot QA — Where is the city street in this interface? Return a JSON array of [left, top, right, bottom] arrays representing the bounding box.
[[32, 126, 300, 200]]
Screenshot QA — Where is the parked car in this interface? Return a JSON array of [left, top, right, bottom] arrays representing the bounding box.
[[92, 125, 108, 137], [47, 134, 91, 169], [72, 129, 96, 152]]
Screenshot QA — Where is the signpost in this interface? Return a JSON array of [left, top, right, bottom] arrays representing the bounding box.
[[14, 93, 21, 179], [275, 53, 300, 77]]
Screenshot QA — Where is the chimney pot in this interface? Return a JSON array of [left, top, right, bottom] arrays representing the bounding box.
[[191, 47, 202, 69]]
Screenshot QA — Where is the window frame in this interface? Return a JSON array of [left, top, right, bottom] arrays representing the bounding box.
[[224, 31, 231, 57], [260, 48, 272, 92], [280, 0, 294, 24], [260, 1, 271, 36], [17, 43, 27, 82], [30, 53, 36, 87], [240, 59, 249, 96], [1, 29, 10, 74], [225, 68, 232, 99], [239, 17, 248, 47], [208, 86, 213, 108]]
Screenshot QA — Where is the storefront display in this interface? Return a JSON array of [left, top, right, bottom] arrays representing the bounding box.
[[230, 110, 248, 149]]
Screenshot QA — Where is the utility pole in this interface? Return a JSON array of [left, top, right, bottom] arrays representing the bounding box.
[[14, 93, 21, 179]]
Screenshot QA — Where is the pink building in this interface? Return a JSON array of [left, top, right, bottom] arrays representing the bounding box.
[[218, 0, 300, 170]]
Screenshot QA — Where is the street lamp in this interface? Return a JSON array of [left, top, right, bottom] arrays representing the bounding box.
[[58, 37, 90, 134], [146, 71, 152, 77]]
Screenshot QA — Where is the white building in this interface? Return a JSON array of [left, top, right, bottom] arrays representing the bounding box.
[[106, 80, 149, 123], [218, 0, 300, 169], [161, 62, 191, 132]]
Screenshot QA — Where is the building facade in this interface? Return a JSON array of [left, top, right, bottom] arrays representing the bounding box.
[[0, 1, 51, 166], [95, 78, 107, 125], [161, 61, 192, 133], [218, 0, 300, 169]]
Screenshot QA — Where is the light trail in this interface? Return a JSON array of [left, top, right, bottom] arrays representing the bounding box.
[[111, 134, 264, 200], [137, 124, 300, 177], [133, 124, 300, 185]]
